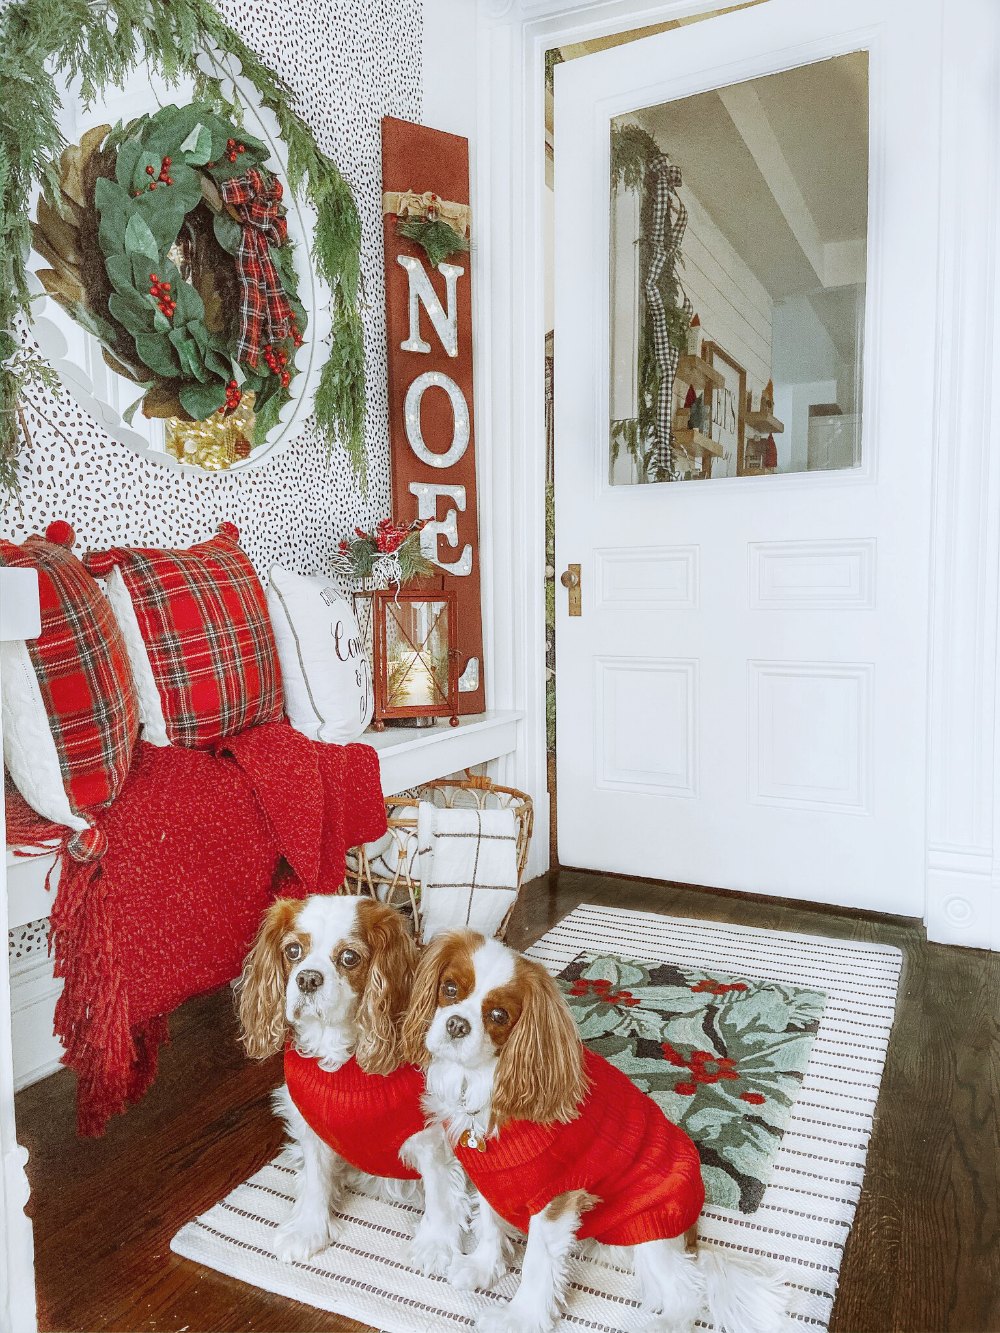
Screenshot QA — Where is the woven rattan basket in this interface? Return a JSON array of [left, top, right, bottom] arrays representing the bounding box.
[[346, 774, 533, 940]]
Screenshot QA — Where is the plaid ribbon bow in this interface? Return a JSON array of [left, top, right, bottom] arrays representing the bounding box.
[[219, 168, 294, 370]]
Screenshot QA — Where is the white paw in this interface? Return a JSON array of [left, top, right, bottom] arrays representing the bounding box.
[[274, 1214, 341, 1263], [642, 1316, 699, 1333], [448, 1249, 509, 1292], [476, 1306, 552, 1333], [408, 1223, 460, 1277]]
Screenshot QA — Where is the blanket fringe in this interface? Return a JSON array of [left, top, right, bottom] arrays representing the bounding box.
[[50, 857, 133, 1135]]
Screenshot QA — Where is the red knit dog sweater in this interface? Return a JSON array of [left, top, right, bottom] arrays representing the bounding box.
[[454, 1047, 705, 1245], [285, 1047, 426, 1180]]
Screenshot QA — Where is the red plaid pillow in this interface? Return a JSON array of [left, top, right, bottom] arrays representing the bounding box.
[[86, 523, 283, 749], [0, 521, 139, 840]]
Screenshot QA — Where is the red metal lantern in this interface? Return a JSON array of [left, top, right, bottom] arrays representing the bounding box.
[[356, 588, 459, 729]]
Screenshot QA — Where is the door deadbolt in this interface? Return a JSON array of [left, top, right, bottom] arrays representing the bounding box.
[[561, 563, 582, 616]]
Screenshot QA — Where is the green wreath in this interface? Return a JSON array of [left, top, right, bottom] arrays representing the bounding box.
[[0, 0, 369, 495], [33, 101, 307, 443]]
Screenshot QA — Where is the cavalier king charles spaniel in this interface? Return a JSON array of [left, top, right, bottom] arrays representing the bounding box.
[[237, 894, 465, 1274], [402, 929, 791, 1333]]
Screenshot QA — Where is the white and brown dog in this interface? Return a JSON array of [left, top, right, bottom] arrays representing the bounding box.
[[237, 894, 465, 1273], [403, 929, 791, 1333]]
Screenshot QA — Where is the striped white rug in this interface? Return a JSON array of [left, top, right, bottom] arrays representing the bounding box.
[[171, 904, 901, 1331]]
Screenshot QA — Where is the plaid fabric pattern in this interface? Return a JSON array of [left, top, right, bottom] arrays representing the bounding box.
[[645, 153, 693, 480], [91, 529, 283, 749], [0, 535, 139, 815], [219, 168, 294, 369]]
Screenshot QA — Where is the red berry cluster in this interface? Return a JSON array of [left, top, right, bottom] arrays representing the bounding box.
[[568, 977, 640, 1007], [264, 344, 291, 387], [135, 156, 174, 196], [373, 516, 413, 554], [290, 319, 303, 349], [690, 978, 748, 995], [148, 274, 175, 319], [224, 137, 246, 164], [661, 1043, 741, 1097], [217, 379, 242, 415]]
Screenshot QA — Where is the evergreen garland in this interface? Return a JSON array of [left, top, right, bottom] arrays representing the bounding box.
[[0, 0, 367, 495]]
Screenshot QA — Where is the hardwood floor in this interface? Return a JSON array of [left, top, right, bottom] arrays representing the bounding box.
[[14, 869, 1000, 1333]]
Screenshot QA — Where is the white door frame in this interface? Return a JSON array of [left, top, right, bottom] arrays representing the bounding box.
[[475, 0, 1000, 949], [1, 571, 41, 1333]]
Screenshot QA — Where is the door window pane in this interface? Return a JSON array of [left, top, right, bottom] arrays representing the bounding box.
[[609, 51, 868, 484]]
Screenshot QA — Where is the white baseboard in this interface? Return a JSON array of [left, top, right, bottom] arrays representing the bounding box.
[[10, 948, 63, 1092]]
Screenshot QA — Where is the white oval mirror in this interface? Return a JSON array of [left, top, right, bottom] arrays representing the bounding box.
[[28, 49, 331, 474]]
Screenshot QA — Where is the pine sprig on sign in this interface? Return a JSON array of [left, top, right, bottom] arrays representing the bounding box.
[[397, 219, 470, 270], [0, 0, 367, 494]]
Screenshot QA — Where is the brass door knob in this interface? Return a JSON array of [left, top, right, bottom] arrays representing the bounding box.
[[561, 563, 581, 615]]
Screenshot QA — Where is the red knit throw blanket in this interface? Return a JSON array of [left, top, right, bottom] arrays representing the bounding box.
[[5, 722, 386, 1136]]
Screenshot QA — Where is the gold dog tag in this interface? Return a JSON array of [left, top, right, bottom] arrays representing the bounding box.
[[460, 1130, 486, 1152]]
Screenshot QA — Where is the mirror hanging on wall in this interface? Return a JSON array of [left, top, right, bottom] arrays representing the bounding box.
[[609, 50, 869, 484]]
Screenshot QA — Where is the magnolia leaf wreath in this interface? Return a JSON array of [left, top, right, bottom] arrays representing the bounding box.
[[0, 0, 367, 495], [34, 102, 306, 441]]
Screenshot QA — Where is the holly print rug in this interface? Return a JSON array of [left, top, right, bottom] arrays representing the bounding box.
[[557, 951, 826, 1213]]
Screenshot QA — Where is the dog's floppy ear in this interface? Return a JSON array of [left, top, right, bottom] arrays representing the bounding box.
[[400, 931, 463, 1068], [235, 898, 300, 1059], [354, 901, 418, 1075], [491, 955, 587, 1128]]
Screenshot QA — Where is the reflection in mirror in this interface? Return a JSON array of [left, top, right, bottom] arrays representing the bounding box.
[[609, 51, 868, 484]]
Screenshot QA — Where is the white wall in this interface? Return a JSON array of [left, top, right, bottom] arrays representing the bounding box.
[[682, 189, 772, 395], [423, 0, 479, 142]]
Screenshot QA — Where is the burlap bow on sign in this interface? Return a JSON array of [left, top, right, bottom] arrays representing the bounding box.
[[382, 188, 471, 237]]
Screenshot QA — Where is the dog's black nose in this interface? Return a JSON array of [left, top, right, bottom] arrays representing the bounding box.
[[296, 968, 323, 994], [446, 1014, 471, 1040]]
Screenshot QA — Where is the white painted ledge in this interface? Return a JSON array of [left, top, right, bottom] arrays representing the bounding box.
[[369, 709, 523, 796]]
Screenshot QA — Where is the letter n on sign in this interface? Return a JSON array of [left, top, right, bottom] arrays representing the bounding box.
[[381, 116, 485, 715]]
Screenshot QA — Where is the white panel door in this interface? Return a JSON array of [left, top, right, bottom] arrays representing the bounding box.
[[554, 0, 937, 914]]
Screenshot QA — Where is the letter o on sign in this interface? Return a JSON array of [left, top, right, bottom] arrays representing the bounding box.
[[403, 371, 471, 468]]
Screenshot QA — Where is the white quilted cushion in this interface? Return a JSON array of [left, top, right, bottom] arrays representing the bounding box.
[[266, 564, 373, 743], [0, 639, 87, 832]]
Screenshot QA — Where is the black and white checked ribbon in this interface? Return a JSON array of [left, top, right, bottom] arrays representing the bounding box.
[[645, 152, 693, 480]]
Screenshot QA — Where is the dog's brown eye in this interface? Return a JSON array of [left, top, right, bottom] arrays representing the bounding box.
[[339, 948, 360, 969], [442, 979, 458, 999], [489, 1007, 509, 1025], [285, 942, 302, 961]]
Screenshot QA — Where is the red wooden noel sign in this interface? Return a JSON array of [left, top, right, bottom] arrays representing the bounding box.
[[381, 115, 485, 715]]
